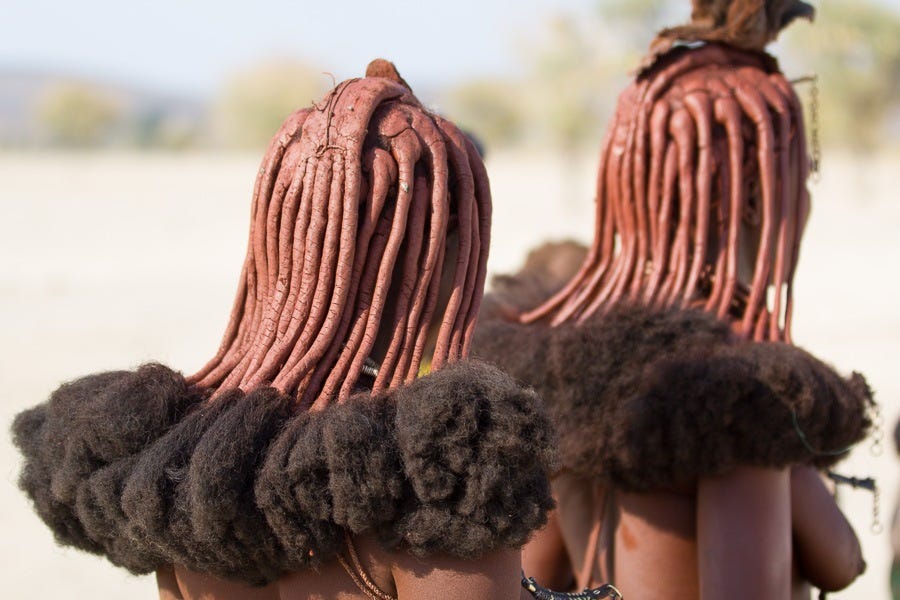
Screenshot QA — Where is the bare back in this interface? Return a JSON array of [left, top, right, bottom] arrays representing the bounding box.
[[540, 467, 862, 600], [159, 534, 529, 600], [550, 473, 702, 600]]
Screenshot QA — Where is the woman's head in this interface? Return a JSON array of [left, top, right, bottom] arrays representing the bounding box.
[[190, 60, 491, 408], [523, 44, 810, 343]]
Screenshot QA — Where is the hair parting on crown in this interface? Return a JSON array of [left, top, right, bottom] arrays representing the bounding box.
[[190, 66, 491, 407], [522, 44, 809, 343]]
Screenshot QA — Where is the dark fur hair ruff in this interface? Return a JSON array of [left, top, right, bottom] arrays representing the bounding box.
[[12, 360, 556, 585], [474, 304, 873, 492]]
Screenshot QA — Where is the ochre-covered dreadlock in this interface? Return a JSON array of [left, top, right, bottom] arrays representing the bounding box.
[[190, 59, 491, 407], [522, 43, 809, 342]]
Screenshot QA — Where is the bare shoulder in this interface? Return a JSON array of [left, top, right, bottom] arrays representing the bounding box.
[[790, 466, 864, 591], [173, 565, 278, 600], [697, 466, 792, 599], [156, 566, 184, 600], [278, 533, 527, 600], [390, 543, 524, 600], [279, 534, 524, 600]]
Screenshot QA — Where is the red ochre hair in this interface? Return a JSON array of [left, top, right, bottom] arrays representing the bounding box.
[[190, 60, 491, 407], [523, 44, 810, 343]]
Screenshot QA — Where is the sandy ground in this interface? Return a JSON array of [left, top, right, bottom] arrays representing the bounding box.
[[1, 150, 898, 598]]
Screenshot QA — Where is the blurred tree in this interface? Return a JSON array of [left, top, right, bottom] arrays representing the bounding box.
[[445, 0, 900, 153], [524, 15, 607, 153], [514, 0, 679, 151], [443, 0, 687, 153], [214, 59, 327, 149], [594, 0, 681, 61], [36, 83, 123, 147], [787, 0, 900, 150], [445, 79, 525, 149], [133, 109, 201, 150]]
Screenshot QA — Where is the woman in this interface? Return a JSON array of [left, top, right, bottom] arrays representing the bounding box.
[[13, 60, 556, 599], [474, 5, 872, 598]]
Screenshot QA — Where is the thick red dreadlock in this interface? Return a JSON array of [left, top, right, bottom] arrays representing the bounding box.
[[189, 60, 491, 408], [522, 43, 809, 343]]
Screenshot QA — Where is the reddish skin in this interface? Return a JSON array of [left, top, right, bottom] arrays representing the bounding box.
[[698, 467, 791, 599], [390, 545, 527, 600], [158, 534, 529, 600], [526, 466, 863, 599], [790, 466, 866, 592], [612, 489, 700, 598], [157, 566, 185, 600], [522, 505, 574, 592], [168, 567, 278, 600]]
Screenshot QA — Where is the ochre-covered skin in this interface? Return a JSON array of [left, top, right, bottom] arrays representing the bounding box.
[[533, 467, 863, 600], [476, 298, 869, 598], [158, 535, 529, 600]]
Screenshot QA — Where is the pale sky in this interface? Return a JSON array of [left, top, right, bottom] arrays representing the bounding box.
[[1, 0, 594, 96], [4, 0, 899, 97]]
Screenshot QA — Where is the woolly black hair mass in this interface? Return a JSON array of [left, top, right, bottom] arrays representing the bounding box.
[[12, 360, 556, 585], [474, 305, 873, 492], [473, 246, 873, 491]]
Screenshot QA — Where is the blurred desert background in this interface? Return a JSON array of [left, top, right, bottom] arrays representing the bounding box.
[[2, 0, 899, 598]]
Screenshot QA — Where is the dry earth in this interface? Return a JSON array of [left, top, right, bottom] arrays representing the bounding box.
[[1, 150, 897, 598]]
